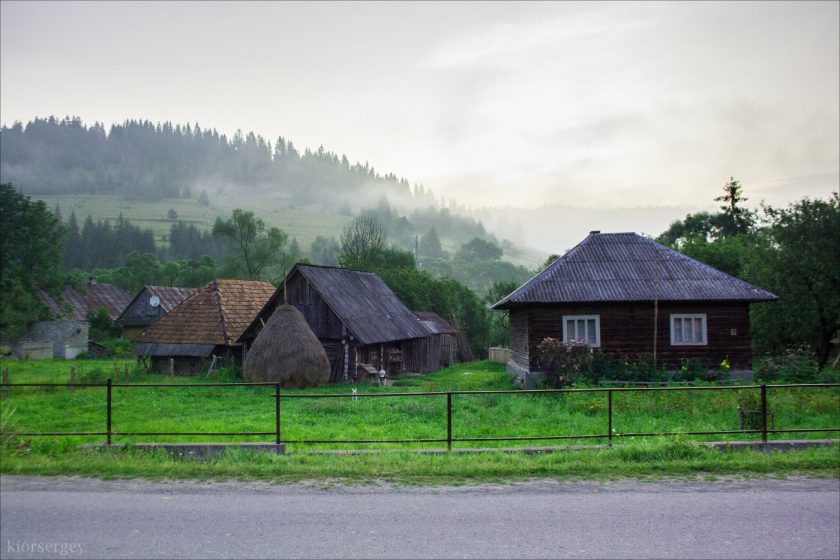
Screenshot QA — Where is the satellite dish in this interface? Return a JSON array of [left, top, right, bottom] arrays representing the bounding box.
[[149, 295, 161, 308]]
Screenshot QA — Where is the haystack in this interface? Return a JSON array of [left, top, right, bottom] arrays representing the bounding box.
[[243, 304, 330, 387]]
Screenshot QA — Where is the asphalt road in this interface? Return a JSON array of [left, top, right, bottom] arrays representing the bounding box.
[[1, 476, 838, 559]]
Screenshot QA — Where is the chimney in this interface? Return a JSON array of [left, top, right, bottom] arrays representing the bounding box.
[[589, 230, 600, 235]]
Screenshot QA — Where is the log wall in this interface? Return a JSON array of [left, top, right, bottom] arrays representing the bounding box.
[[512, 302, 753, 372]]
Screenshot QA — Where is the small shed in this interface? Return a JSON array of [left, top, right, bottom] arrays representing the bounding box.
[[493, 232, 778, 381], [14, 279, 132, 359], [240, 264, 437, 382], [133, 279, 274, 375], [413, 311, 461, 370], [116, 286, 197, 340]]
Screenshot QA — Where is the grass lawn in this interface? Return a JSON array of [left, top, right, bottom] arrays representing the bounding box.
[[1, 358, 838, 483]]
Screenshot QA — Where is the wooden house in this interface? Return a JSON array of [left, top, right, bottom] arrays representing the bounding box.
[[240, 264, 439, 381], [133, 279, 274, 375], [115, 286, 197, 340], [14, 279, 132, 359], [492, 232, 777, 381]]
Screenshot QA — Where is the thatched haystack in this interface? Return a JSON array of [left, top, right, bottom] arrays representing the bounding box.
[[243, 304, 330, 387]]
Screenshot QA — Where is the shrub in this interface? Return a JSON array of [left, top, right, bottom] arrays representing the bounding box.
[[535, 338, 593, 388], [754, 346, 828, 383]]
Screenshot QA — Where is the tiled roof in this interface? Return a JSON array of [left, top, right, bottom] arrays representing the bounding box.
[[134, 279, 275, 346], [40, 282, 133, 321], [493, 232, 778, 309]]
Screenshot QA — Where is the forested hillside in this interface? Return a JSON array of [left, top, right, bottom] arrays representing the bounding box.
[[0, 116, 436, 208], [1, 116, 537, 296]]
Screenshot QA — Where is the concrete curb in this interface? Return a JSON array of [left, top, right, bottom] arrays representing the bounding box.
[[83, 439, 835, 457], [82, 442, 286, 457]]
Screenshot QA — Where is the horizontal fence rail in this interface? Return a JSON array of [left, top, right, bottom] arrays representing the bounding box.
[[0, 381, 838, 450]]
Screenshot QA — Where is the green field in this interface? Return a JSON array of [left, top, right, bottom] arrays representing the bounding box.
[[35, 193, 354, 251], [2, 359, 838, 450], [33, 193, 545, 268], [2, 359, 838, 482]]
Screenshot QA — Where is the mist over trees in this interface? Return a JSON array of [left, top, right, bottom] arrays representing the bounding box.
[[0, 116, 437, 207]]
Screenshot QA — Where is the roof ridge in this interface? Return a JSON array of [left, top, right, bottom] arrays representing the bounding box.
[[213, 279, 230, 346]]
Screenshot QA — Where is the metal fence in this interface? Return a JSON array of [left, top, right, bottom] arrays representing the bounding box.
[[1, 381, 838, 449]]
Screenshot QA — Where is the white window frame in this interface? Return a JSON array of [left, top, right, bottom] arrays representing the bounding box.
[[561, 315, 601, 347], [670, 313, 708, 346]]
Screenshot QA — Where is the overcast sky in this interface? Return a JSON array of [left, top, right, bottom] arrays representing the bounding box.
[[1, 1, 837, 210]]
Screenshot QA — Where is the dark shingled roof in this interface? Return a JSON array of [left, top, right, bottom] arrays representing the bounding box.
[[116, 286, 197, 327], [297, 265, 430, 345], [413, 311, 457, 335], [134, 279, 274, 347], [40, 281, 133, 321], [493, 232, 777, 309]]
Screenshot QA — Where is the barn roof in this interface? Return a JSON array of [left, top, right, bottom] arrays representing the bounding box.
[[493, 232, 778, 309], [244, 265, 430, 345], [134, 279, 274, 347], [40, 281, 133, 321], [297, 265, 430, 344], [413, 311, 457, 335], [116, 286, 198, 327]]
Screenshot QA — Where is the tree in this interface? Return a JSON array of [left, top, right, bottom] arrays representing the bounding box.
[[309, 236, 339, 266], [455, 237, 503, 262], [0, 183, 65, 338], [197, 190, 210, 206], [419, 227, 444, 258], [536, 254, 560, 274], [338, 216, 387, 269], [714, 177, 754, 238], [484, 280, 521, 347], [744, 194, 839, 366], [657, 179, 757, 278], [212, 209, 287, 278]]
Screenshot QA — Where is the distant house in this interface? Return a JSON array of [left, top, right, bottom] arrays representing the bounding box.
[[240, 264, 441, 382], [133, 279, 274, 375], [492, 232, 777, 381], [15, 279, 133, 359], [115, 286, 197, 340]]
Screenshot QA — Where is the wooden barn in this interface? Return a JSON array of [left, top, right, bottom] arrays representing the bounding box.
[[240, 264, 441, 382], [492, 232, 777, 382], [133, 279, 274, 375], [115, 286, 197, 340], [14, 279, 132, 359], [412, 311, 463, 370]]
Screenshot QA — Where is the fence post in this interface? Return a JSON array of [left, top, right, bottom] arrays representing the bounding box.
[[275, 383, 281, 445], [760, 384, 767, 443], [69, 367, 76, 392], [2, 367, 9, 397], [446, 392, 452, 452], [106, 378, 112, 446], [608, 389, 613, 445]]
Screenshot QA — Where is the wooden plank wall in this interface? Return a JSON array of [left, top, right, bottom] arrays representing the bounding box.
[[509, 310, 530, 370], [522, 302, 753, 370]]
